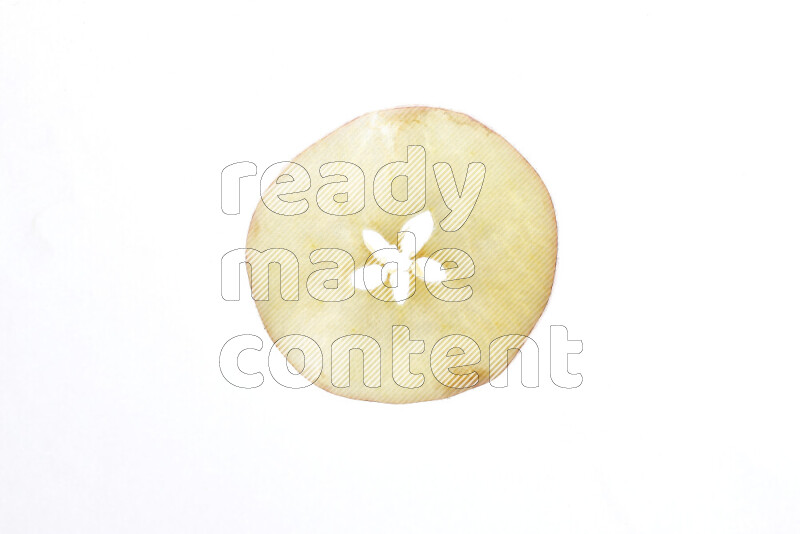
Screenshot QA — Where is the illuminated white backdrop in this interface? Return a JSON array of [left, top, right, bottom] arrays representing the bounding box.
[[1, 1, 798, 532]]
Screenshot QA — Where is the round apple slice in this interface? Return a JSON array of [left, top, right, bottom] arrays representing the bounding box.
[[246, 106, 557, 404]]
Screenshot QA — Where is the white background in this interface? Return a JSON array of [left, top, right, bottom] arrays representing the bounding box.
[[2, 1, 799, 532]]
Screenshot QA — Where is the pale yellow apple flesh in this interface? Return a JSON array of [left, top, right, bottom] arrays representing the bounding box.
[[247, 107, 557, 403]]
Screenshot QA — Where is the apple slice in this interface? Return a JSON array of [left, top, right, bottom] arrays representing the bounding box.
[[247, 107, 557, 403]]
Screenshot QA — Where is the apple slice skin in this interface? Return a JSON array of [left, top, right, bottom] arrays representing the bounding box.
[[247, 107, 557, 404]]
